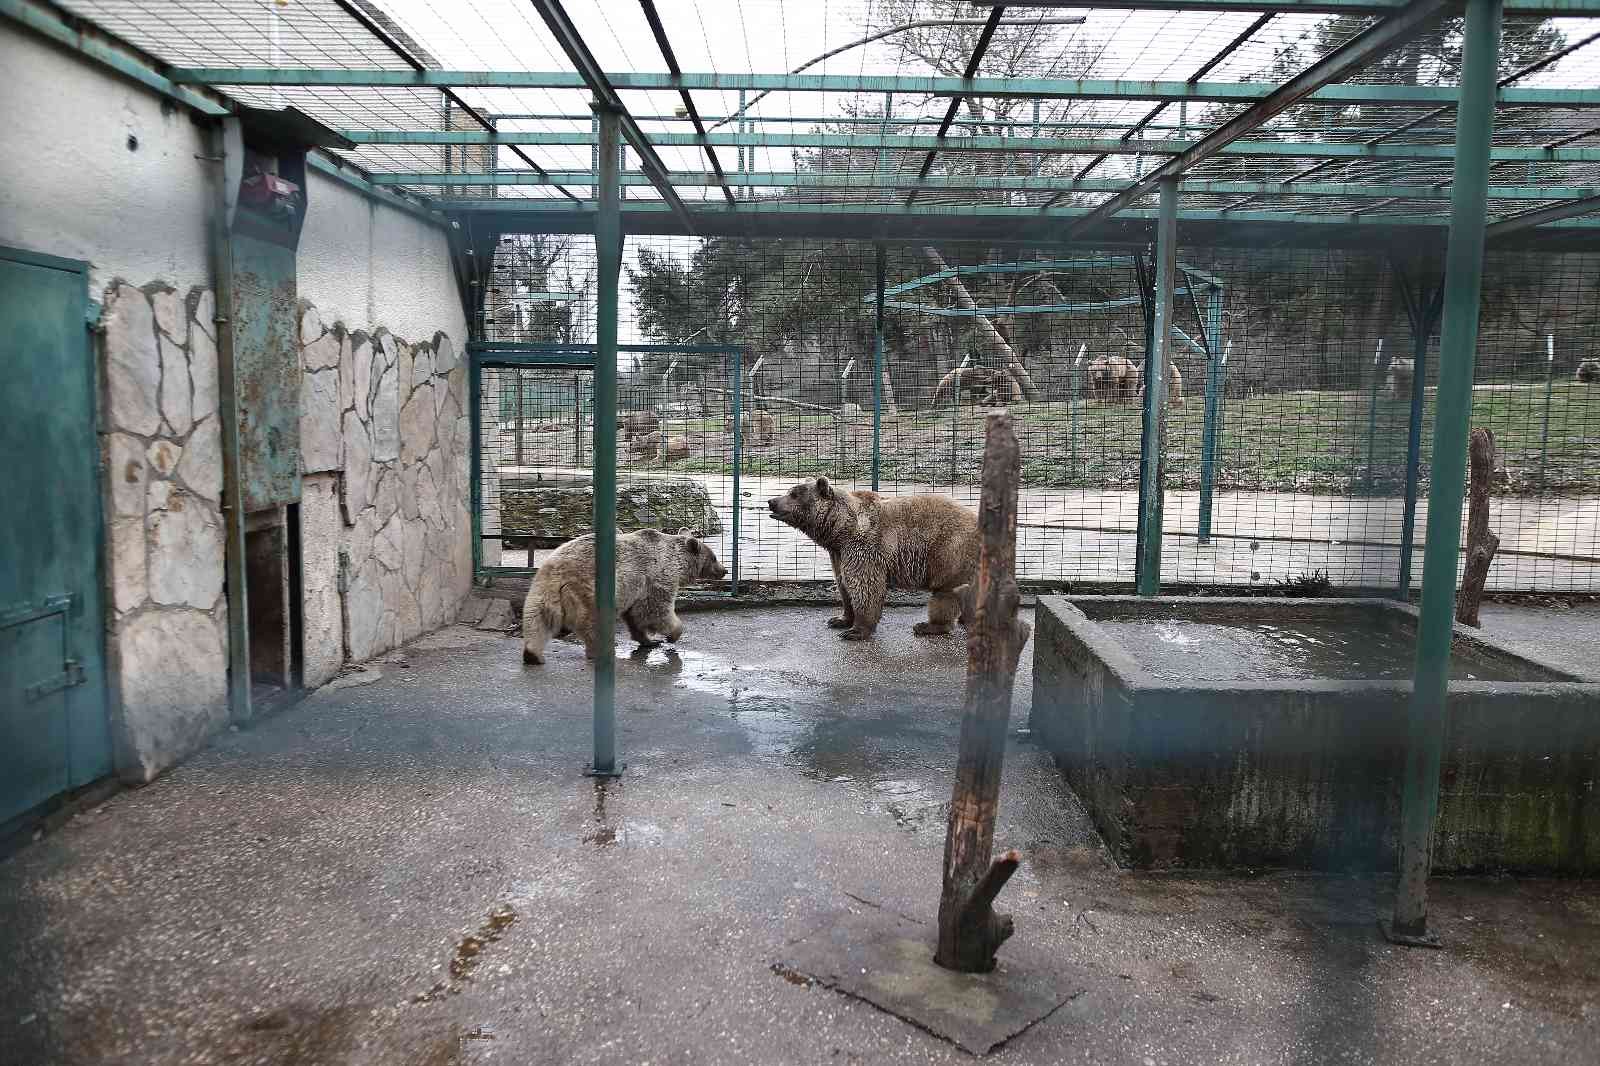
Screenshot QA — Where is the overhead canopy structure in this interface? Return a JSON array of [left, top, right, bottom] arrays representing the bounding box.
[[13, 0, 1599, 249]]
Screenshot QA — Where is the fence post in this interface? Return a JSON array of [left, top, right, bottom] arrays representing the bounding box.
[[587, 100, 623, 779], [1538, 334, 1556, 487], [1364, 338, 1385, 494], [872, 244, 885, 492], [1398, 277, 1442, 599], [514, 368, 525, 467], [731, 349, 742, 597], [1197, 287, 1225, 544], [574, 373, 583, 466], [1388, 0, 1501, 946], [1068, 343, 1085, 480], [469, 352, 483, 581], [1136, 178, 1177, 597]]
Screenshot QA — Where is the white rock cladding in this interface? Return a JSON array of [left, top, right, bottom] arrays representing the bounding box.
[[301, 303, 472, 666], [97, 282, 470, 782], [98, 283, 229, 783]]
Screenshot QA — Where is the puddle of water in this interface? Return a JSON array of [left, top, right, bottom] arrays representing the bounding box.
[[1099, 619, 1535, 682]]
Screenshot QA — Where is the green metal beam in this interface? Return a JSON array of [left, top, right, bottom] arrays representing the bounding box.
[[1136, 179, 1179, 596], [1390, 0, 1503, 948], [374, 169, 1600, 203], [339, 129, 1600, 164], [1485, 191, 1600, 237], [1068, 0, 1455, 238], [588, 101, 622, 778], [162, 69, 1600, 109], [440, 198, 1600, 232], [968, 0, 1590, 12]]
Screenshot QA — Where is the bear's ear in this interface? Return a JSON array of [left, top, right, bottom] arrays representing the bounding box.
[[685, 537, 702, 554], [815, 476, 832, 499]]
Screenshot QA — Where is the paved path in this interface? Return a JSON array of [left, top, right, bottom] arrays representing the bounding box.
[[498, 467, 1600, 591], [5, 608, 1598, 1064]]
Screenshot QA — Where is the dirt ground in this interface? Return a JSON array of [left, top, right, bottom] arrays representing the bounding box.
[[1, 604, 1597, 1065]]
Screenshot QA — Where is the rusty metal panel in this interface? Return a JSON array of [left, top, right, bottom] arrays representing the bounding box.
[[230, 231, 301, 511]]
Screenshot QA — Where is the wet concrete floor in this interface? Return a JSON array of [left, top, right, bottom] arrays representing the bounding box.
[[2, 606, 1597, 1065]]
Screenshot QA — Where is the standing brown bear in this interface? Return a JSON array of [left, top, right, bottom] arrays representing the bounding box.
[[768, 477, 979, 641], [521, 527, 726, 665]]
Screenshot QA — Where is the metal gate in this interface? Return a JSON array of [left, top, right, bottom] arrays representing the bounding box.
[[470, 342, 750, 588], [1, 247, 112, 826]]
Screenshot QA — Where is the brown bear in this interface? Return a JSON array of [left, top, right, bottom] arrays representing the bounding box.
[[1576, 358, 1600, 384], [521, 527, 726, 665], [1135, 362, 1184, 408], [1087, 354, 1138, 403], [628, 430, 660, 458], [767, 477, 979, 641], [657, 436, 690, 462], [618, 410, 660, 439], [1387, 357, 1416, 399], [741, 409, 775, 446]]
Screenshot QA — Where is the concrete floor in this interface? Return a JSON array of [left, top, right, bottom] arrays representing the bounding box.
[[2, 605, 1598, 1065]]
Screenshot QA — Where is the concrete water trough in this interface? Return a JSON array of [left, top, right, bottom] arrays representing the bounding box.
[[1030, 596, 1600, 873]]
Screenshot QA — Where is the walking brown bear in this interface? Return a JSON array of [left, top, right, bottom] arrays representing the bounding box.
[[767, 477, 979, 641]]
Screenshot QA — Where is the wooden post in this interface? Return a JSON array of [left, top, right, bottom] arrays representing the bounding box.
[[936, 410, 1032, 974], [1455, 427, 1499, 627]]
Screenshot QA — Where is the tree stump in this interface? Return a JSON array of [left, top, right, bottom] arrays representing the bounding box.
[[1455, 427, 1500, 628], [935, 411, 1033, 974]]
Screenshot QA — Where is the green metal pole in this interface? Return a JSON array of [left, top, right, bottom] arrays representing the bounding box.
[[1537, 334, 1555, 487], [1197, 286, 1225, 543], [731, 349, 741, 596], [588, 101, 623, 778], [872, 244, 885, 492], [1397, 280, 1440, 599], [1136, 178, 1177, 597], [1364, 339, 1385, 494], [1389, 0, 1502, 945], [469, 353, 483, 581]]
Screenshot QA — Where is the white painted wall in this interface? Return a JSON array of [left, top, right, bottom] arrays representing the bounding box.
[[0, 22, 213, 295], [0, 23, 465, 346], [299, 171, 467, 348]]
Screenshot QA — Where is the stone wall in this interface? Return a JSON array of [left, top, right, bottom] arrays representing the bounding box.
[[296, 304, 473, 686], [100, 283, 229, 782], [97, 282, 470, 782]]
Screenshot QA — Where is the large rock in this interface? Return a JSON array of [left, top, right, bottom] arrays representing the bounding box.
[[114, 608, 228, 782], [148, 492, 224, 608], [299, 305, 323, 347], [300, 367, 341, 473], [433, 333, 456, 373], [352, 335, 374, 422], [396, 340, 414, 403], [400, 382, 436, 466], [412, 343, 434, 388], [303, 330, 341, 372], [372, 463, 400, 526], [107, 433, 147, 519], [177, 416, 222, 501], [346, 558, 385, 662], [158, 335, 192, 436], [341, 411, 372, 523], [338, 332, 355, 413], [188, 312, 219, 419], [104, 284, 161, 436], [402, 516, 427, 593], [374, 512, 404, 572], [500, 476, 723, 542], [371, 359, 400, 461], [192, 289, 216, 341], [151, 288, 184, 341], [109, 516, 146, 614], [298, 474, 345, 689]]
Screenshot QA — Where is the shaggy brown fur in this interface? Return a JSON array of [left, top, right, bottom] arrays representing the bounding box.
[[521, 528, 726, 665], [1087, 354, 1138, 403], [741, 409, 775, 446], [1136, 361, 1184, 408], [657, 437, 690, 461], [628, 430, 661, 457], [618, 411, 660, 439], [1387, 357, 1416, 399], [767, 477, 979, 640], [1576, 358, 1600, 384]]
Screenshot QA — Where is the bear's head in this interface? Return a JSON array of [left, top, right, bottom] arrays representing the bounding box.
[[767, 477, 857, 546], [676, 532, 727, 582]]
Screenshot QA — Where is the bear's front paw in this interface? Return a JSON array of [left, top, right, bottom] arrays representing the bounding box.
[[912, 621, 952, 636], [826, 616, 853, 629], [839, 628, 873, 641], [664, 626, 686, 643], [522, 648, 545, 665]]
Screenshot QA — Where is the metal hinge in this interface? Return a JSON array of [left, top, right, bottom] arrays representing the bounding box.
[[0, 594, 73, 630], [25, 660, 86, 702]]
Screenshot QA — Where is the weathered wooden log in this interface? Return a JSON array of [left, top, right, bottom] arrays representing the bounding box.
[[922, 248, 1040, 401], [1456, 427, 1500, 627], [936, 410, 1032, 974]]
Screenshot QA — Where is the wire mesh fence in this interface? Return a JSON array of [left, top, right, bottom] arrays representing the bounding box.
[[473, 233, 1600, 593]]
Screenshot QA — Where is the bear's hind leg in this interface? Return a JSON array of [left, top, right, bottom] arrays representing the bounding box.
[[914, 589, 961, 636]]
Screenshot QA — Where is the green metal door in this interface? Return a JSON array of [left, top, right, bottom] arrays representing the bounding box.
[[0, 248, 112, 826]]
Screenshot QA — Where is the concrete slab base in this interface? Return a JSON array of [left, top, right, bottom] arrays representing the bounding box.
[[781, 905, 1084, 1055]]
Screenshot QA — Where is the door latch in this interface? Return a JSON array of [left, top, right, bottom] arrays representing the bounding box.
[[24, 659, 86, 702]]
